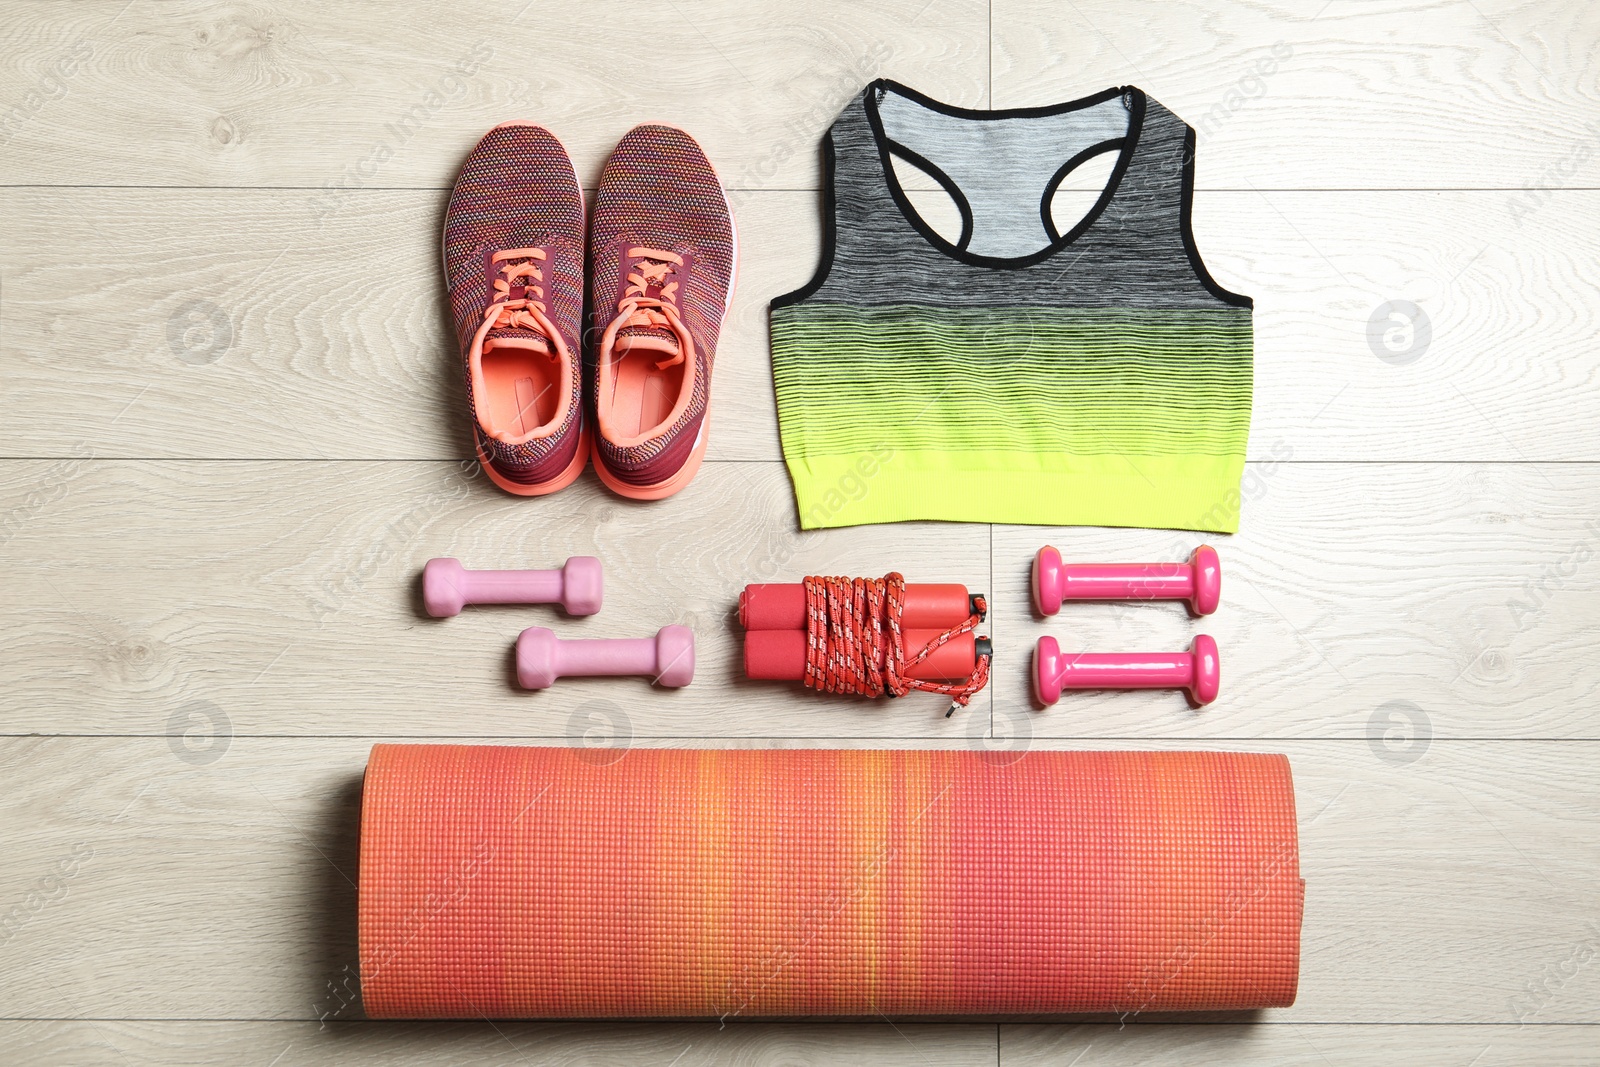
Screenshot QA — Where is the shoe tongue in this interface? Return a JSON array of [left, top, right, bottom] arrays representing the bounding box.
[[614, 324, 679, 358], [484, 327, 552, 356]]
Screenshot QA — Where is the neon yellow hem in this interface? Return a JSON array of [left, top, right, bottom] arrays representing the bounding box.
[[788, 450, 1246, 532]]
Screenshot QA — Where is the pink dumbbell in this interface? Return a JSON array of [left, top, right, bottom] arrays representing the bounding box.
[[1032, 545, 1221, 616], [515, 625, 695, 690], [1032, 634, 1220, 707], [423, 557, 603, 618]]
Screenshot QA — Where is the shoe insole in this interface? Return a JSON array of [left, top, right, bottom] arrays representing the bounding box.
[[482, 349, 559, 437], [607, 350, 682, 439]]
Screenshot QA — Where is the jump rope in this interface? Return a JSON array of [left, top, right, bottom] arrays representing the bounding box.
[[798, 572, 990, 715]]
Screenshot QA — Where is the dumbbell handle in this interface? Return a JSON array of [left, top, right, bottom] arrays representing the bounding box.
[[516, 625, 695, 690], [1033, 546, 1220, 616], [462, 569, 564, 603], [1033, 635, 1219, 707], [557, 636, 653, 675], [423, 556, 603, 617]]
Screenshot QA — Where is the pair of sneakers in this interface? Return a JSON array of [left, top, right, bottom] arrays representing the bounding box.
[[444, 123, 736, 499]]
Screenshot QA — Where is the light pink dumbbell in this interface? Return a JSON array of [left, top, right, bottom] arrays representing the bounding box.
[[515, 625, 695, 690], [1032, 634, 1220, 707], [423, 557, 603, 618], [1032, 545, 1221, 616]]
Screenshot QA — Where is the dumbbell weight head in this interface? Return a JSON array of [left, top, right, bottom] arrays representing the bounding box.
[[653, 625, 697, 688], [560, 556, 605, 617], [1032, 547, 1066, 616], [1032, 635, 1066, 705], [516, 627, 561, 690], [422, 557, 471, 618], [1189, 546, 1222, 617], [1189, 633, 1221, 705]]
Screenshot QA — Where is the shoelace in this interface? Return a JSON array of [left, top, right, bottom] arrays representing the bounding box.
[[606, 246, 694, 370], [802, 573, 991, 715], [472, 246, 566, 356]]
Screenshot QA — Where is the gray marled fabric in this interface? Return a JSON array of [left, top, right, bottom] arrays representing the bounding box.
[[877, 89, 1130, 258], [794, 81, 1248, 311]]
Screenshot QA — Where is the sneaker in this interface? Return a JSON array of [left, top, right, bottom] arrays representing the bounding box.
[[587, 124, 736, 499], [444, 123, 588, 495]]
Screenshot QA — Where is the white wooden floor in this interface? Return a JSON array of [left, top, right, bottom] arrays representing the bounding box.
[[2, 1, 1598, 1063]]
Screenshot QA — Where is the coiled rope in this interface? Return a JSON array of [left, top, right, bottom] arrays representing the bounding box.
[[801, 572, 991, 715]]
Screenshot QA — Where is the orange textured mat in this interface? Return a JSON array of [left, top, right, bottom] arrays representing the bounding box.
[[359, 745, 1302, 1018]]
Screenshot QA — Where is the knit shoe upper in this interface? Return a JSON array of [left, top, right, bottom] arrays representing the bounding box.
[[445, 123, 587, 493], [588, 124, 735, 496]]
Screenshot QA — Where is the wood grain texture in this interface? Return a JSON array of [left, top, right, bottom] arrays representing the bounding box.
[[999, 1023, 1600, 1066], [7, 1022, 1600, 1067], [987, 463, 1600, 740], [3, 459, 1597, 739], [0, 1019, 998, 1066], [0, 185, 782, 462], [3, 186, 1598, 462], [0, 0, 985, 189], [5, 1, 1598, 191], [0, 459, 991, 737], [993, 0, 1600, 189], [0, 737, 1595, 1023], [2, 0, 1598, 1061]]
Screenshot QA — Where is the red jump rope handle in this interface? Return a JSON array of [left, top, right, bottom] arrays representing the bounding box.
[[744, 630, 988, 682], [740, 583, 981, 630], [1032, 546, 1220, 616], [1032, 635, 1219, 707]]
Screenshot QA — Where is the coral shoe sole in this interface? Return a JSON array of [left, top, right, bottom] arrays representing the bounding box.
[[476, 424, 591, 496], [591, 417, 708, 500]]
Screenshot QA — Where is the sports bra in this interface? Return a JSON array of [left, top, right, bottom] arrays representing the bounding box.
[[769, 80, 1253, 531]]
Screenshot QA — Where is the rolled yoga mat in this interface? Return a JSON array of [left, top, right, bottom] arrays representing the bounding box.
[[359, 745, 1302, 1018]]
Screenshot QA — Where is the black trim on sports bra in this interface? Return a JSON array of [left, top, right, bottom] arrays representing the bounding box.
[[1178, 127, 1254, 309], [769, 131, 838, 311], [863, 78, 1147, 272], [1040, 138, 1127, 242], [882, 140, 975, 252]]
